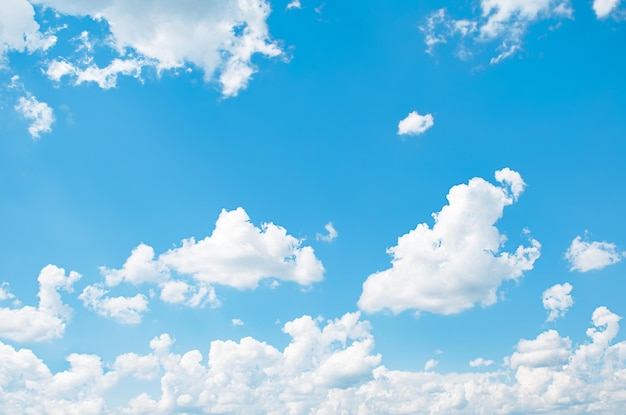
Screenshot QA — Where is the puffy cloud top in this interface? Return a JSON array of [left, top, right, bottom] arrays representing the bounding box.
[[358, 168, 540, 315], [0, 265, 80, 342], [542, 283, 573, 322], [397, 111, 434, 136], [565, 235, 623, 272], [593, 0, 621, 18]]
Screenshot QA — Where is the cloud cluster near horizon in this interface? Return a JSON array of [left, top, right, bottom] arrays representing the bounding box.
[[1, 304, 626, 413]]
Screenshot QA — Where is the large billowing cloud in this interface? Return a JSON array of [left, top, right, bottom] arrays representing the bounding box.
[[0, 265, 80, 342], [422, 0, 573, 64], [1, 306, 626, 413], [0, 0, 56, 63], [80, 207, 324, 323], [30, 0, 282, 96], [565, 235, 623, 272], [358, 168, 540, 315]]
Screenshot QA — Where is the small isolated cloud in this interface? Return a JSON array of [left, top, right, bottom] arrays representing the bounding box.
[[543, 282, 573, 322], [0, 283, 15, 302], [286, 0, 302, 9], [358, 168, 540, 315], [316, 222, 338, 243], [0, 265, 80, 342], [397, 111, 434, 136], [424, 359, 438, 371], [231, 318, 244, 326], [593, 0, 621, 18], [422, 1, 573, 64], [79, 284, 149, 324], [565, 235, 623, 272], [469, 357, 495, 367], [14, 95, 55, 138]]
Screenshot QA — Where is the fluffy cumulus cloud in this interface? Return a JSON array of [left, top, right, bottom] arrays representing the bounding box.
[[543, 282, 573, 322], [593, 0, 622, 18], [100, 243, 169, 287], [565, 235, 624, 272], [508, 329, 572, 369], [79, 207, 323, 323], [14, 94, 55, 138], [2, 307, 626, 413], [79, 284, 149, 325], [358, 168, 540, 315], [0, 0, 56, 63], [422, 0, 573, 64], [30, 0, 282, 96], [159, 207, 324, 289], [397, 111, 434, 136], [0, 265, 80, 342]]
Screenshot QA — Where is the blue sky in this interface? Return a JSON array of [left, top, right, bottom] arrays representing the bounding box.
[[1, 0, 626, 413]]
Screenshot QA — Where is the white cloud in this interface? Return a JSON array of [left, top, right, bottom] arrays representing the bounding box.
[[79, 284, 149, 325], [34, 0, 283, 97], [543, 282, 573, 322], [469, 357, 495, 367], [316, 222, 338, 243], [509, 329, 572, 369], [397, 111, 434, 136], [593, 0, 621, 18], [565, 235, 624, 272], [358, 168, 541, 315], [1, 307, 626, 413], [424, 358, 439, 371], [14, 95, 55, 138], [0, 0, 56, 64], [286, 0, 302, 10], [0, 283, 15, 302], [101, 243, 169, 287], [114, 353, 160, 381], [46, 58, 143, 89], [0, 265, 80, 342], [160, 207, 324, 290], [422, 1, 573, 64], [79, 207, 321, 323], [231, 318, 244, 326], [159, 280, 220, 308], [0, 342, 117, 413]]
